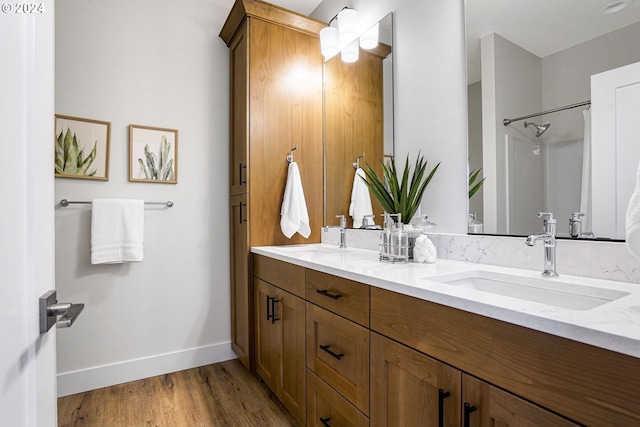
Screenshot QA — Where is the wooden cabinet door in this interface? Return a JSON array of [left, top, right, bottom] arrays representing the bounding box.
[[276, 288, 306, 427], [230, 194, 250, 368], [370, 332, 461, 427], [229, 22, 248, 196], [462, 374, 580, 427], [254, 278, 277, 391]]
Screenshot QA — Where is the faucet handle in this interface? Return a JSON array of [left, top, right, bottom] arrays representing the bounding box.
[[335, 214, 346, 228], [571, 212, 585, 220], [537, 212, 555, 224]]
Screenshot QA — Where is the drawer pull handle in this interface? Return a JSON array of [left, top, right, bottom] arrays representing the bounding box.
[[319, 344, 344, 360], [316, 289, 342, 300], [438, 389, 451, 427], [319, 417, 331, 427], [463, 402, 477, 427]]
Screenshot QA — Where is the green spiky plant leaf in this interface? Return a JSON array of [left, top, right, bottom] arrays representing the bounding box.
[[360, 153, 440, 224], [55, 128, 97, 176], [469, 168, 485, 199], [137, 135, 174, 181]]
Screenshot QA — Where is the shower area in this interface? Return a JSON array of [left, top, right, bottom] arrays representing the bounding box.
[[469, 32, 598, 237]]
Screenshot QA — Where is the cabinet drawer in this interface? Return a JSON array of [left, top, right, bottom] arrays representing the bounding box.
[[253, 254, 305, 298], [307, 371, 369, 427], [306, 303, 369, 414], [306, 269, 369, 327]]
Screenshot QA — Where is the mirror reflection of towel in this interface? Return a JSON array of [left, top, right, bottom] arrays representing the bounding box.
[[349, 168, 374, 228], [280, 162, 310, 239]]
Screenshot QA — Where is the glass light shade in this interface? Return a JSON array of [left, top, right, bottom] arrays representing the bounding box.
[[341, 38, 359, 63], [338, 8, 358, 43], [360, 23, 379, 50], [320, 26, 339, 58]]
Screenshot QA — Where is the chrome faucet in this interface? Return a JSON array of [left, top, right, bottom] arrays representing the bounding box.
[[525, 212, 558, 277], [323, 214, 347, 248], [569, 212, 596, 239]]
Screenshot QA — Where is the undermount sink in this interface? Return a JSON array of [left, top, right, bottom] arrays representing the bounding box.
[[427, 270, 629, 311]]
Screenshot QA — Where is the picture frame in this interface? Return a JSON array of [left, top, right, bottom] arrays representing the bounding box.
[[55, 115, 111, 180], [129, 124, 178, 184]]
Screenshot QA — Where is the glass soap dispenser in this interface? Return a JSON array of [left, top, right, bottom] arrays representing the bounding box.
[[379, 213, 408, 263]]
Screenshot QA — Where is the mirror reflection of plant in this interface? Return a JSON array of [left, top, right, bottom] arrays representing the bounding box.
[[360, 153, 440, 224], [138, 135, 174, 181], [55, 128, 97, 176], [469, 168, 485, 199]]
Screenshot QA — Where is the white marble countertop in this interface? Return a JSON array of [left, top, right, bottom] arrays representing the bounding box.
[[252, 243, 640, 359]]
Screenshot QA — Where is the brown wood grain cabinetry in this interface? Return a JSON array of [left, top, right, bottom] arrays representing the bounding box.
[[307, 371, 369, 427], [254, 277, 306, 426], [229, 194, 250, 368], [370, 332, 461, 427], [305, 269, 370, 327], [371, 286, 640, 426], [462, 374, 579, 427], [306, 303, 370, 415], [221, 0, 325, 371]]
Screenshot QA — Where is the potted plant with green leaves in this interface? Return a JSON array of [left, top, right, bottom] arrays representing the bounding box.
[[360, 153, 440, 224]]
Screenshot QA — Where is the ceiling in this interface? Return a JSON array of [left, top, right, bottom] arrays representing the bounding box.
[[466, 0, 640, 83]]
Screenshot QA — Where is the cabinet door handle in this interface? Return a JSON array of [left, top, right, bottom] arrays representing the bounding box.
[[270, 297, 279, 324], [319, 344, 344, 360], [319, 417, 331, 427], [266, 295, 273, 321], [438, 389, 451, 427], [239, 163, 247, 185], [316, 289, 342, 300], [238, 201, 247, 223], [463, 402, 477, 427]]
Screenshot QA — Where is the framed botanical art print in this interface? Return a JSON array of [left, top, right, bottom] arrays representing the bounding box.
[[129, 124, 178, 184], [55, 115, 111, 180]]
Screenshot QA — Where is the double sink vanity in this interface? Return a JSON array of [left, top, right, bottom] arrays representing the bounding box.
[[252, 243, 640, 427]]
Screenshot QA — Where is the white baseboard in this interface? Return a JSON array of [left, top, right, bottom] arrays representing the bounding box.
[[57, 341, 237, 397]]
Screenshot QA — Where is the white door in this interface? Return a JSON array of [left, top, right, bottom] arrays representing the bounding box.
[[592, 61, 640, 239], [0, 6, 58, 427]]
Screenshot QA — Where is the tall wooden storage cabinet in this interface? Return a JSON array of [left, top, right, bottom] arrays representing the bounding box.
[[220, 0, 325, 369]]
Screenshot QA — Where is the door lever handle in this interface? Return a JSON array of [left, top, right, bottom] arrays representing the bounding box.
[[40, 290, 85, 333]]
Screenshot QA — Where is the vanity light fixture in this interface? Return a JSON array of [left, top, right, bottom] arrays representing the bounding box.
[[319, 7, 360, 60], [359, 22, 379, 50], [341, 38, 359, 63]]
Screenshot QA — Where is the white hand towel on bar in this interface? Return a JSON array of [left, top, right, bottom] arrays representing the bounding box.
[[349, 167, 374, 228], [626, 163, 640, 259], [91, 198, 144, 264], [280, 162, 311, 238]]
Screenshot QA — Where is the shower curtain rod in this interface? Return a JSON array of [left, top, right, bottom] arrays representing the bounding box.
[[503, 100, 591, 126]]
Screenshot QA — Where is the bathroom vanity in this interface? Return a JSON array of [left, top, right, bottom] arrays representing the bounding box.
[[252, 244, 640, 427]]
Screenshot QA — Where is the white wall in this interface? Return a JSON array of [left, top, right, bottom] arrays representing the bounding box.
[[314, 0, 468, 234], [54, 0, 234, 396]]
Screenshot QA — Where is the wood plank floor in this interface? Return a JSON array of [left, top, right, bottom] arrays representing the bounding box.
[[58, 359, 298, 427]]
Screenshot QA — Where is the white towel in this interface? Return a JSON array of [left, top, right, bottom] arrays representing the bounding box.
[[91, 199, 144, 264], [626, 163, 640, 259], [349, 168, 374, 228], [280, 162, 311, 238]]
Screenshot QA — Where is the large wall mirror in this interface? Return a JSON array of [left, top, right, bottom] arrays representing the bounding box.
[[324, 13, 394, 228], [466, 0, 640, 240]]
